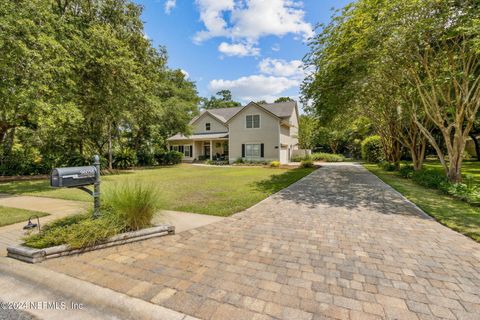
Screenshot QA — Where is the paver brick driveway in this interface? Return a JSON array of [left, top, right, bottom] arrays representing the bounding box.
[[44, 163, 480, 320]]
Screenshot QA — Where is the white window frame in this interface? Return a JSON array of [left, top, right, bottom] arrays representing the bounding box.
[[246, 114, 260, 129], [205, 123, 211, 131], [184, 145, 191, 157], [172, 145, 179, 152], [245, 144, 261, 159]]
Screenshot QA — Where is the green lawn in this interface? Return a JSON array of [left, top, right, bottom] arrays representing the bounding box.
[[0, 164, 315, 217], [0, 206, 48, 227], [364, 164, 480, 242]]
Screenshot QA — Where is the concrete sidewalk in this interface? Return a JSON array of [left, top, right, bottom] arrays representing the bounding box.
[[0, 195, 88, 256]]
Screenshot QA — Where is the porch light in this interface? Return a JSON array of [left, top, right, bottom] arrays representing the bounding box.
[[23, 215, 41, 232]]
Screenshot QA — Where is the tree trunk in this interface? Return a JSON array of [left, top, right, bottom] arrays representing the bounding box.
[[469, 133, 480, 161], [108, 123, 113, 170]]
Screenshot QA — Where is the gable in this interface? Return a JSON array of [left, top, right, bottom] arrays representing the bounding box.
[[226, 102, 280, 125], [191, 112, 227, 134]]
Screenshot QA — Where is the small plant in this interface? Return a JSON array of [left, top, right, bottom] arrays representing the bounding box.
[[300, 159, 314, 168], [234, 158, 245, 164], [398, 164, 415, 178], [379, 161, 396, 171], [270, 161, 280, 167], [361, 136, 383, 163]]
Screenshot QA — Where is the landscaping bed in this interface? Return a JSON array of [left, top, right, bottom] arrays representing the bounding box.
[[7, 181, 175, 263], [8, 224, 174, 263]]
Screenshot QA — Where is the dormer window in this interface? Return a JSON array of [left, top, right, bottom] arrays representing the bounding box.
[[246, 115, 260, 128], [206, 123, 211, 131]]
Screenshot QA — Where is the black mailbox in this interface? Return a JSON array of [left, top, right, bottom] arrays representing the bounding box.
[[51, 166, 97, 188]]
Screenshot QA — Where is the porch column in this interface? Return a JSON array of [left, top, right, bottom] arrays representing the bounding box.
[[210, 140, 213, 160], [192, 141, 196, 161]]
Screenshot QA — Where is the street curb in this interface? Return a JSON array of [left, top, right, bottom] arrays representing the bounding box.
[[0, 258, 199, 320]]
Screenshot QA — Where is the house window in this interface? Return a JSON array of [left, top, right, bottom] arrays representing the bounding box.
[[245, 144, 261, 158], [172, 145, 179, 152], [206, 123, 211, 131], [184, 145, 191, 157], [246, 115, 260, 128]]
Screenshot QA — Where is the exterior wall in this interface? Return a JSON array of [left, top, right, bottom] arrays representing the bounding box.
[[192, 113, 227, 134], [228, 104, 280, 163], [279, 107, 300, 163]]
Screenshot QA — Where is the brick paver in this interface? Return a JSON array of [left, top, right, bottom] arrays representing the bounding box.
[[43, 163, 480, 319]]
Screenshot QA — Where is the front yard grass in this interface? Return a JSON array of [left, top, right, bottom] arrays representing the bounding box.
[[0, 164, 315, 217], [364, 164, 480, 242], [0, 206, 48, 227]]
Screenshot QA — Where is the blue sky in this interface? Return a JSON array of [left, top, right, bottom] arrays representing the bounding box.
[[135, 0, 352, 105]]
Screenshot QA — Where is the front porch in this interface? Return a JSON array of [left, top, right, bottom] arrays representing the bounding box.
[[167, 133, 229, 162], [193, 140, 229, 161]]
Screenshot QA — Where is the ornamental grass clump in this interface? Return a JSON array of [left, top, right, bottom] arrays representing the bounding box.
[[102, 181, 161, 231]]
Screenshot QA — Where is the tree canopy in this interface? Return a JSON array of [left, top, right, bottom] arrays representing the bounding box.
[[302, 0, 480, 181], [201, 90, 242, 110], [0, 0, 199, 174]]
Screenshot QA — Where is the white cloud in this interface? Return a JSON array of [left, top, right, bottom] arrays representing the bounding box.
[[180, 69, 189, 79], [258, 58, 304, 79], [209, 75, 299, 103], [164, 0, 176, 14], [218, 42, 260, 57], [194, 0, 313, 54], [271, 43, 280, 52]]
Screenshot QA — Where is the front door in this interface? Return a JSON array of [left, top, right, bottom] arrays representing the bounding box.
[[204, 144, 211, 158]]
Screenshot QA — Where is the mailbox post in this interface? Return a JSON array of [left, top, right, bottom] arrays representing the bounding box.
[[93, 155, 101, 218], [51, 155, 101, 217]]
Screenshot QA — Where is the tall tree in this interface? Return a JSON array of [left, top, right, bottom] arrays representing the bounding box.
[[202, 90, 241, 110]]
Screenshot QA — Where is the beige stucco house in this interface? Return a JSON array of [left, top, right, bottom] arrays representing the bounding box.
[[167, 101, 300, 164]]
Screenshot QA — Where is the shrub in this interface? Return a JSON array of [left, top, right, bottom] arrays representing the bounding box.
[[300, 159, 314, 168], [136, 149, 155, 166], [411, 169, 449, 191], [310, 152, 345, 162], [155, 151, 183, 165], [113, 148, 136, 169], [361, 136, 383, 163], [399, 164, 415, 178], [234, 158, 245, 164], [206, 160, 229, 165], [270, 161, 280, 167], [292, 154, 311, 162], [379, 162, 396, 171]]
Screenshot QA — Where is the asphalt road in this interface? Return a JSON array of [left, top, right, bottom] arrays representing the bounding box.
[[0, 302, 38, 320]]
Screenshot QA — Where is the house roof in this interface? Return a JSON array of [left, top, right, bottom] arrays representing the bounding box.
[[192, 101, 296, 124], [167, 132, 229, 141], [260, 101, 296, 118]]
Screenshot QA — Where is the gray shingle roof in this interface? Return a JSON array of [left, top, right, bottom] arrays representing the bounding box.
[[259, 101, 296, 118], [197, 101, 296, 123]]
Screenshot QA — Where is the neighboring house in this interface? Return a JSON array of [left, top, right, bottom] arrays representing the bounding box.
[[167, 101, 300, 164]]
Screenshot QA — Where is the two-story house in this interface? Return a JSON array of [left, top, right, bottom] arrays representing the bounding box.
[[167, 101, 300, 164]]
